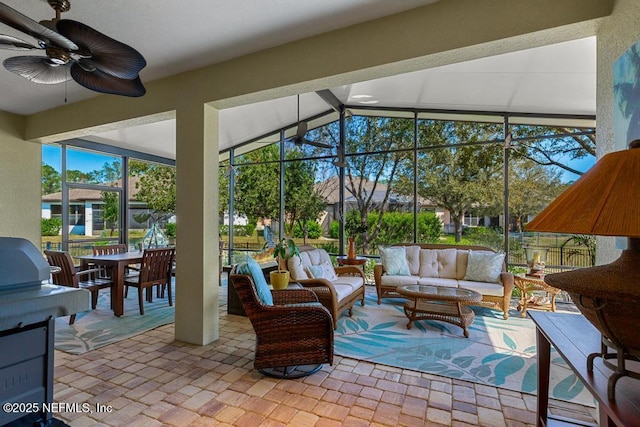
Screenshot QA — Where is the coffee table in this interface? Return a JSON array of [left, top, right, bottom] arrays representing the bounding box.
[[396, 284, 482, 337]]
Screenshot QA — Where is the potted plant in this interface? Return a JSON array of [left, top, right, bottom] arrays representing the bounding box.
[[269, 237, 300, 290]]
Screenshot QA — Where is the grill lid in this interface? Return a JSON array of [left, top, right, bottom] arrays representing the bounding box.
[[0, 237, 49, 291]]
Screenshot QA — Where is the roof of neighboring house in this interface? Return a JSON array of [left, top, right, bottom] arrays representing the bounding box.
[[42, 176, 143, 203], [316, 176, 433, 207]]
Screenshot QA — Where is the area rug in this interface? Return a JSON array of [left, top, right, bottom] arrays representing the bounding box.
[[334, 292, 595, 407], [55, 285, 177, 355]]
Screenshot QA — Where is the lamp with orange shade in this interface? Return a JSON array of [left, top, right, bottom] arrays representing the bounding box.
[[525, 139, 640, 400]]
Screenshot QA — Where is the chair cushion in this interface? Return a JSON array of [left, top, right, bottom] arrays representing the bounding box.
[[332, 275, 364, 290], [236, 258, 273, 306], [464, 251, 505, 283], [288, 254, 309, 280], [379, 246, 411, 276], [333, 283, 358, 302]]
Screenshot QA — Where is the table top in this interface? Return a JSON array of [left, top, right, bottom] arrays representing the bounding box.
[[529, 311, 640, 425], [76, 251, 144, 263], [514, 274, 546, 283], [397, 284, 482, 302], [336, 255, 367, 266]]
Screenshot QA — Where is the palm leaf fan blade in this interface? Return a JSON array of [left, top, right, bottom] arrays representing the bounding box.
[[57, 19, 146, 80], [70, 63, 146, 97], [0, 34, 39, 50], [3, 56, 71, 84], [0, 3, 77, 50]]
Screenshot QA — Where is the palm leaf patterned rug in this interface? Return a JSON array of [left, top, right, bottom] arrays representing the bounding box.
[[335, 292, 595, 407], [55, 283, 180, 355]]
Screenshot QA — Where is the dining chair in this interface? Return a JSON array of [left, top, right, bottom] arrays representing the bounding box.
[[123, 247, 175, 315], [44, 250, 114, 325]]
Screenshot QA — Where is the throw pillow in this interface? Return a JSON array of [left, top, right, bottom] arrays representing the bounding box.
[[235, 257, 273, 306], [463, 251, 505, 284], [306, 265, 325, 279], [379, 246, 411, 276], [319, 260, 338, 281]]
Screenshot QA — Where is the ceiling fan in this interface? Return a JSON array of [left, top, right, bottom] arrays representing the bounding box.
[[288, 94, 332, 149], [0, 0, 146, 97]]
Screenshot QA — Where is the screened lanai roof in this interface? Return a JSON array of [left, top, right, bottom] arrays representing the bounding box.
[[81, 36, 596, 160]]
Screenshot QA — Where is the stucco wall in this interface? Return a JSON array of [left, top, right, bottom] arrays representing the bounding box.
[[595, 0, 640, 263], [0, 111, 41, 247]]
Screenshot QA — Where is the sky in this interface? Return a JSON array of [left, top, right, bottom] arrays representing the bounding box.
[[43, 144, 121, 174]]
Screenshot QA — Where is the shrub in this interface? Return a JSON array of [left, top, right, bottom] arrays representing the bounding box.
[[320, 242, 339, 254], [329, 220, 340, 239], [293, 220, 322, 239], [165, 222, 176, 239], [41, 218, 62, 236]]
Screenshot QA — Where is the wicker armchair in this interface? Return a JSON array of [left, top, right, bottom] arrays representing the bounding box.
[[281, 245, 365, 329], [230, 266, 334, 378]]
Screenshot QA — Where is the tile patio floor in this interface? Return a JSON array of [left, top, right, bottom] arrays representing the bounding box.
[[53, 285, 598, 427]]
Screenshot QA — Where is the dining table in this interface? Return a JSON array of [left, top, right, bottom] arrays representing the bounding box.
[[76, 251, 144, 317]]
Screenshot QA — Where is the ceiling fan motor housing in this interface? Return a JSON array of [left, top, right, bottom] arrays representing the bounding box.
[[47, 0, 71, 14]]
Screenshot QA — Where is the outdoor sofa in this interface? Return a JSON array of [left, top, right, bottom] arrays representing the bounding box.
[[374, 243, 514, 319]]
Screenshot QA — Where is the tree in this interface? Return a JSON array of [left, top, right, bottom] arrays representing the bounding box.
[[101, 191, 119, 236], [233, 144, 280, 226], [134, 164, 176, 214], [343, 116, 414, 254], [413, 120, 504, 242], [284, 149, 326, 242], [508, 158, 565, 233], [42, 163, 61, 195], [510, 126, 595, 177]]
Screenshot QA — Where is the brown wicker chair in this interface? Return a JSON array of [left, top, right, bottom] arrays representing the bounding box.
[[45, 250, 113, 325], [123, 247, 175, 315], [230, 266, 334, 378]]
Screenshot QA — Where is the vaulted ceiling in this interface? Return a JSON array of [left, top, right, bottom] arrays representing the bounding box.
[[0, 1, 596, 159]]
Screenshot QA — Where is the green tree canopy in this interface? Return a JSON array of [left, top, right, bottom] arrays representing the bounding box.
[[134, 164, 176, 214], [42, 163, 61, 195], [412, 120, 504, 242]]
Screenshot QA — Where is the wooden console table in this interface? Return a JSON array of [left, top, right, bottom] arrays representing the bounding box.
[[529, 311, 640, 426]]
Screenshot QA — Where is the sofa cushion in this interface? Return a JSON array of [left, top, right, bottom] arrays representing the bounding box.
[[380, 274, 419, 287], [417, 277, 459, 288], [404, 245, 421, 276], [436, 249, 458, 278], [459, 280, 504, 297], [456, 250, 470, 280], [418, 249, 439, 277], [235, 258, 273, 306], [464, 251, 505, 283], [379, 246, 411, 276]]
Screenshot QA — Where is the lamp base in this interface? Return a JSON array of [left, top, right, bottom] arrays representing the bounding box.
[[544, 244, 640, 400], [587, 335, 640, 400]]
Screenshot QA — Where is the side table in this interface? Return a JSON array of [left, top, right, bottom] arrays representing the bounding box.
[[336, 255, 367, 267], [514, 274, 561, 318]]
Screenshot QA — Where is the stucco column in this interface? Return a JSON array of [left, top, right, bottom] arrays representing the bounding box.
[[174, 102, 219, 344]]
